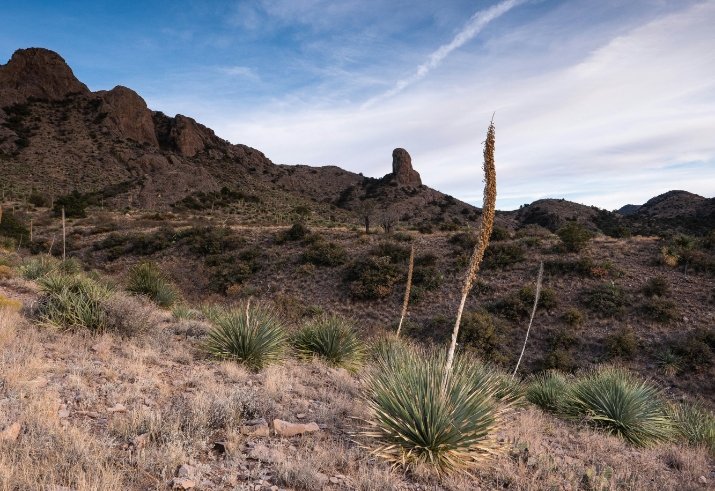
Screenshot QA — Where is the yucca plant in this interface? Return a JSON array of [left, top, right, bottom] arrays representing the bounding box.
[[370, 334, 410, 365], [668, 401, 715, 453], [294, 315, 366, 372], [37, 273, 112, 331], [172, 303, 201, 321], [564, 367, 673, 446], [19, 255, 58, 280], [199, 302, 226, 323], [526, 371, 568, 413], [654, 349, 681, 376], [204, 305, 287, 370], [363, 349, 506, 474], [126, 261, 178, 308]]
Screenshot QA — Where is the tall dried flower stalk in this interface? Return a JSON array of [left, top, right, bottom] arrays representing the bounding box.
[[444, 120, 497, 384], [395, 245, 414, 338], [512, 261, 543, 380]]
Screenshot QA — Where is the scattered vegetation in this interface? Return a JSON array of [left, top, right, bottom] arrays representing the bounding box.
[[345, 256, 403, 300], [302, 240, 347, 267], [643, 276, 670, 297], [579, 282, 630, 319], [641, 297, 678, 323], [562, 308, 585, 327], [457, 309, 512, 365]]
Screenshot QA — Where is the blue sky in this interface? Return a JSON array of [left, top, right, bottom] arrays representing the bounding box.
[[2, 0, 714, 210]]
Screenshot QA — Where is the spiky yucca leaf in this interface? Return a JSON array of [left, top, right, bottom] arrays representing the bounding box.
[[564, 367, 673, 446], [363, 349, 507, 475], [19, 255, 58, 280], [204, 306, 287, 370], [526, 371, 568, 413], [37, 273, 112, 331], [126, 261, 178, 308], [295, 315, 366, 372], [668, 402, 715, 452]]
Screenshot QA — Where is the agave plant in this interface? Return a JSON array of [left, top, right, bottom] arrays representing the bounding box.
[[363, 349, 507, 475], [126, 261, 178, 308], [564, 367, 673, 446], [294, 315, 366, 372], [526, 371, 568, 413], [204, 305, 287, 370], [668, 401, 715, 452]]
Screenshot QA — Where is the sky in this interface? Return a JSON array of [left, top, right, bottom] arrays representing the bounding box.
[[1, 0, 714, 210]]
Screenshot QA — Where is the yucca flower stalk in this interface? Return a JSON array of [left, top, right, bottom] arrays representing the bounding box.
[[395, 245, 414, 338], [512, 261, 543, 379], [444, 119, 497, 384]]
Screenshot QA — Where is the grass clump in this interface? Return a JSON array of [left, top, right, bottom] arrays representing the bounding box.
[[294, 315, 365, 372], [204, 305, 287, 370], [654, 349, 681, 376], [0, 294, 22, 312], [564, 367, 673, 447], [37, 273, 113, 331], [668, 402, 715, 453], [526, 371, 568, 413], [363, 349, 505, 475], [579, 282, 630, 319], [19, 255, 59, 280], [126, 261, 178, 308], [641, 298, 678, 323]]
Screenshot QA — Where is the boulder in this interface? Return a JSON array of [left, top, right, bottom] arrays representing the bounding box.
[[99, 86, 159, 147], [273, 419, 320, 437], [392, 148, 421, 186], [0, 422, 20, 441]]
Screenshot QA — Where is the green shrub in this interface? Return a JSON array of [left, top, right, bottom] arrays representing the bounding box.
[[482, 243, 526, 269], [37, 273, 112, 331], [641, 298, 678, 323], [302, 241, 347, 267], [294, 316, 365, 372], [18, 255, 58, 279], [363, 349, 506, 474], [489, 226, 511, 241], [204, 305, 287, 370], [562, 308, 585, 327], [605, 326, 638, 360], [643, 276, 670, 297], [275, 222, 310, 244], [564, 368, 673, 446], [542, 349, 577, 372], [674, 327, 715, 369], [392, 232, 412, 242], [527, 371, 568, 413], [489, 294, 530, 321], [458, 309, 511, 365], [126, 261, 178, 308], [518, 285, 558, 310], [439, 221, 460, 232], [668, 402, 715, 452], [345, 256, 403, 300], [183, 226, 244, 255], [418, 223, 434, 234], [205, 254, 259, 294], [557, 221, 593, 252], [579, 282, 630, 319], [0, 211, 29, 241], [412, 265, 443, 291], [371, 241, 411, 263], [27, 192, 50, 208], [53, 191, 87, 218]]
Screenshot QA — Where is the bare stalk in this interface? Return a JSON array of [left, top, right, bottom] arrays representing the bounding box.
[[62, 206, 66, 261], [396, 245, 414, 338], [512, 261, 543, 380], [444, 120, 497, 386]]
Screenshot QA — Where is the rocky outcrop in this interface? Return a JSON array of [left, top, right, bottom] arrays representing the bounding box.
[[98, 86, 158, 147], [392, 148, 421, 186], [0, 48, 89, 107]]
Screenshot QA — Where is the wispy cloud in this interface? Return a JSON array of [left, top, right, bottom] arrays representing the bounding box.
[[363, 0, 525, 107]]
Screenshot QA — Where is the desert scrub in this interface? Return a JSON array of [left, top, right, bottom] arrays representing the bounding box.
[[204, 305, 287, 370], [556, 221, 592, 252], [489, 226, 511, 241], [18, 255, 59, 279], [371, 241, 411, 263], [579, 282, 630, 319], [562, 308, 585, 327], [457, 309, 512, 365], [294, 315, 365, 372], [564, 367, 673, 446], [488, 285, 555, 321], [0, 264, 12, 279], [526, 371, 568, 413], [302, 240, 347, 266], [274, 222, 310, 244], [126, 260, 178, 308], [345, 256, 403, 300], [643, 275, 670, 297], [482, 243, 526, 269], [605, 326, 638, 360], [37, 273, 113, 331], [363, 348, 506, 475], [654, 348, 681, 376], [641, 297, 678, 323], [668, 402, 715, 452]]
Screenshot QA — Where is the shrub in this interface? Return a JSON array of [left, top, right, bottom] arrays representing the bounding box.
[[363, 349, 506, 474], [53, 191, 87, 218], [668, 402, 715, 452], [275, 222, 310, 244], [562, 308, 585, 327], [643, 276, 670, 297], [204, 305, 287, 370], [294, 315, 365, 372], [605, 326, 638, 360], [579, 282, 630, 319], [439, 221, 460, 232], [18, 255, 58, 279], [542, 349, 577, 372], [527, 371, 568, 413], [674, 327, 715, 369], [371, 241, 411, 263], [37, 273, 112, 331], [418, 223, 434, 234], [302, 241, 347, 267], [183, 226, 244, 255], [126, 261, 178, 308], [458, 309, 511, 365], [0, 265, 12, 280], [27, 192, 50, 208], [392, 232, 412, 242], [369, 334, 409, 364], [556, 221, 593, 252], [412, 265, 443, 291], [0, 294, 22, 312], [642, 298, 678, 323], [564, 368, 673, 446], [345, 256, 403, 300], [654, 349, 681, 376], [172, 303, 201, 321], [489, 294, 530, 321], [518, 285, 558, 311], [482, 243, 526, 269], [489, 226, 511, 241], [205, 255, 258, 294]]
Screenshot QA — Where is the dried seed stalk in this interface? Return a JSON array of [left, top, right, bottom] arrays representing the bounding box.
[[444, 120, 497, 385], [396, 245, 414, 338], [512, 261, 543, 380]]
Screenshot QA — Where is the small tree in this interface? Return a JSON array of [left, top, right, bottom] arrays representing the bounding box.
[[358, 199, 376, 234], [378, 210, 398, 234], [557, 221, 592, 252]]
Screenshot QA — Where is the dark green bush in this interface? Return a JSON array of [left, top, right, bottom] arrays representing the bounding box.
[[28, 192, 50, 208], [418, 223, 434, 234], [518, 285, 558, 311], [275, 222, 310, 244], [579, 282, 630, 318], [53, 191, 87, 218], [392, 232, 412, 242], [605, 326, 638, 360], [371, 241, 411, 263], [641, 298, 678, 323], [345, 256, 403, 300], [673, 327, 715, 369], [439, 221, 460, 232], [303, 240, 347, 266], [643, 276, 670, 297], [557, 221, 593, 252], [412, 265, 443, 291], [458, 309, 512, 365], [205, 255, 258, 294], [0, 211, 29, 241], [482, 243, 526, 269], [542, 349, 577, 372], [562, 308, 585, 327], [489, 226, 511, 241], [489, 294, 530, 321], [415, 253, 438, 266], [184, 227, 244, 255]]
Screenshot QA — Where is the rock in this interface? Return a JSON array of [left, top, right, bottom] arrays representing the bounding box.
[[57, 409, 70, 419], [75, 410, 100, 418], [25, 377, 48, 389], [178, 464, 196, 478], [241, 423, 270, 437], [171, 115, 219, 157], [0, 422, 20, 441], [248, 444, 281, 463], [273, 419, 320, 437], [315, 473, 330, 486], [296, 413, 306, 419], [133, 433, 149, 449], [98, 86, 158, 147], [391, 148, 422, 186], [698, 476, 707, 484], [0, 48, 90, 107], [107, 403, 127, 413], [91, 341, 111, 353], [172, 478, 196, 489]]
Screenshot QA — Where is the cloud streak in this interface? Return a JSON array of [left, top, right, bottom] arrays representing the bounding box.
[[363, 0, 525, 108]]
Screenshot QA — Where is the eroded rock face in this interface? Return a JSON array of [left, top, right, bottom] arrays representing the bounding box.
[[392, 148, 421, 186], [170, 115, 225, 157], [99, 86, 158, 147], [0, 48, 90, 107]]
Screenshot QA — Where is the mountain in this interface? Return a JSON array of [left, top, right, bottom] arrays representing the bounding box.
[[617, 204, 641, 215]]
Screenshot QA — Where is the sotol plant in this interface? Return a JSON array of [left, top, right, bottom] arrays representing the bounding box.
[[294, 315, 366, 372], [126, 261, 178, 308]]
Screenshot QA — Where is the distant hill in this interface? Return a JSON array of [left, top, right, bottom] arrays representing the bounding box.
[[617, 204, 641, 215]]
